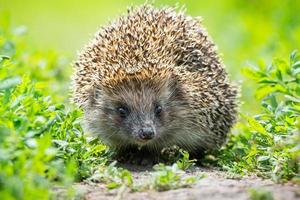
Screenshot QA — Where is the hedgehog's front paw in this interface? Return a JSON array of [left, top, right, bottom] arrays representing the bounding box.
[[116, 149, 158, 166]]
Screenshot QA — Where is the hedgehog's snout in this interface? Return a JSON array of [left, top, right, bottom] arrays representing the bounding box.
[[132, 120, 157, 144], [138, 127, 155, 141]]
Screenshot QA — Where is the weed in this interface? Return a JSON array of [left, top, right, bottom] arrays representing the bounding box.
[[176, 149, 197, 171], [214, 50, 300, 182], [248, 188, 274, 200], [149, 163, 200, 191]]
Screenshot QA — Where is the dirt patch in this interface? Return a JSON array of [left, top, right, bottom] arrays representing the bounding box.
[[74, 166, 300, 200]]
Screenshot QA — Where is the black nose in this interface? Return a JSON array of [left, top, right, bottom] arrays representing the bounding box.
[[138, 127, 154, 140]]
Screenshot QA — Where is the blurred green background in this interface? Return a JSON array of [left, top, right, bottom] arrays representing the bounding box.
[[1, 0, 300, 113]]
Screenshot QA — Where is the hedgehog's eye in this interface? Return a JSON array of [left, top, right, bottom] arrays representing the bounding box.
[[117, 106, 129, 118], [154, 105, 162, 117]]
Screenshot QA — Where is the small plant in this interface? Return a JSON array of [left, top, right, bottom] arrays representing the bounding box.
[[88, 161, 133, 189], [214, 50, 300, 182], [176, 149, 197, 170], [0, 72, 74, 199], [248, 188, 274, 200], [0, 21, 108, 199], [88, 160, 201, 192], [149, 163, 200, 191]]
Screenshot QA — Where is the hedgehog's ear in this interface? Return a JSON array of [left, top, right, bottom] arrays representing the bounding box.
[[165, 74, 184, 101], [90, 86, 118, 105], [157, 73, 179, 100], [88, 87, 102, 107]]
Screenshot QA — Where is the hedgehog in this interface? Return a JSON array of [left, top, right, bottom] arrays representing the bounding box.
[[72, 5, 238, 163]]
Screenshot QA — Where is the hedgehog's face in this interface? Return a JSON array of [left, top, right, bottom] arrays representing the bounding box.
[[103, 95, 164, 145], [87, 70, 187, 148]]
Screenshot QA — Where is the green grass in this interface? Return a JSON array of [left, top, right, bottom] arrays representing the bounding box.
[[0, 23, 107, 199], [211, 51, 300, 183], [248, 188, 274, 200], [0, 5, 299, 199]]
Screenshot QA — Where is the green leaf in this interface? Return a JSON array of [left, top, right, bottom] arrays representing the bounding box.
[[269, 95, 278, 109], [257, 156, 270, 162], [290, 50, 298, 61], [255, 85, 277, 100], [292, 61, 300, 69], [258, 79, 278, 85], [0, 76, 22, 90], [274, 59, 289, 75], [241, 67, 263, 81], [106, 182, 121, 189], [275, 70, 283, 81], [284, 95, 300, 103], [0, 54, 10, 63], [242, 115, 271, 138], [0, 41, 16, 57]]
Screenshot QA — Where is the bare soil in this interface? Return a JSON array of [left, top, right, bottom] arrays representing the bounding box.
[[74, 165, 300, 200]]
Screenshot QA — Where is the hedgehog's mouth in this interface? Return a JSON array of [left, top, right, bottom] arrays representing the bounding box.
[[134, 134, 156, 145], [135, 137, 154, 145]]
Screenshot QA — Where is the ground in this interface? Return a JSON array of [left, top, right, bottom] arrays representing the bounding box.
[[74, 165, 300, 200]]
